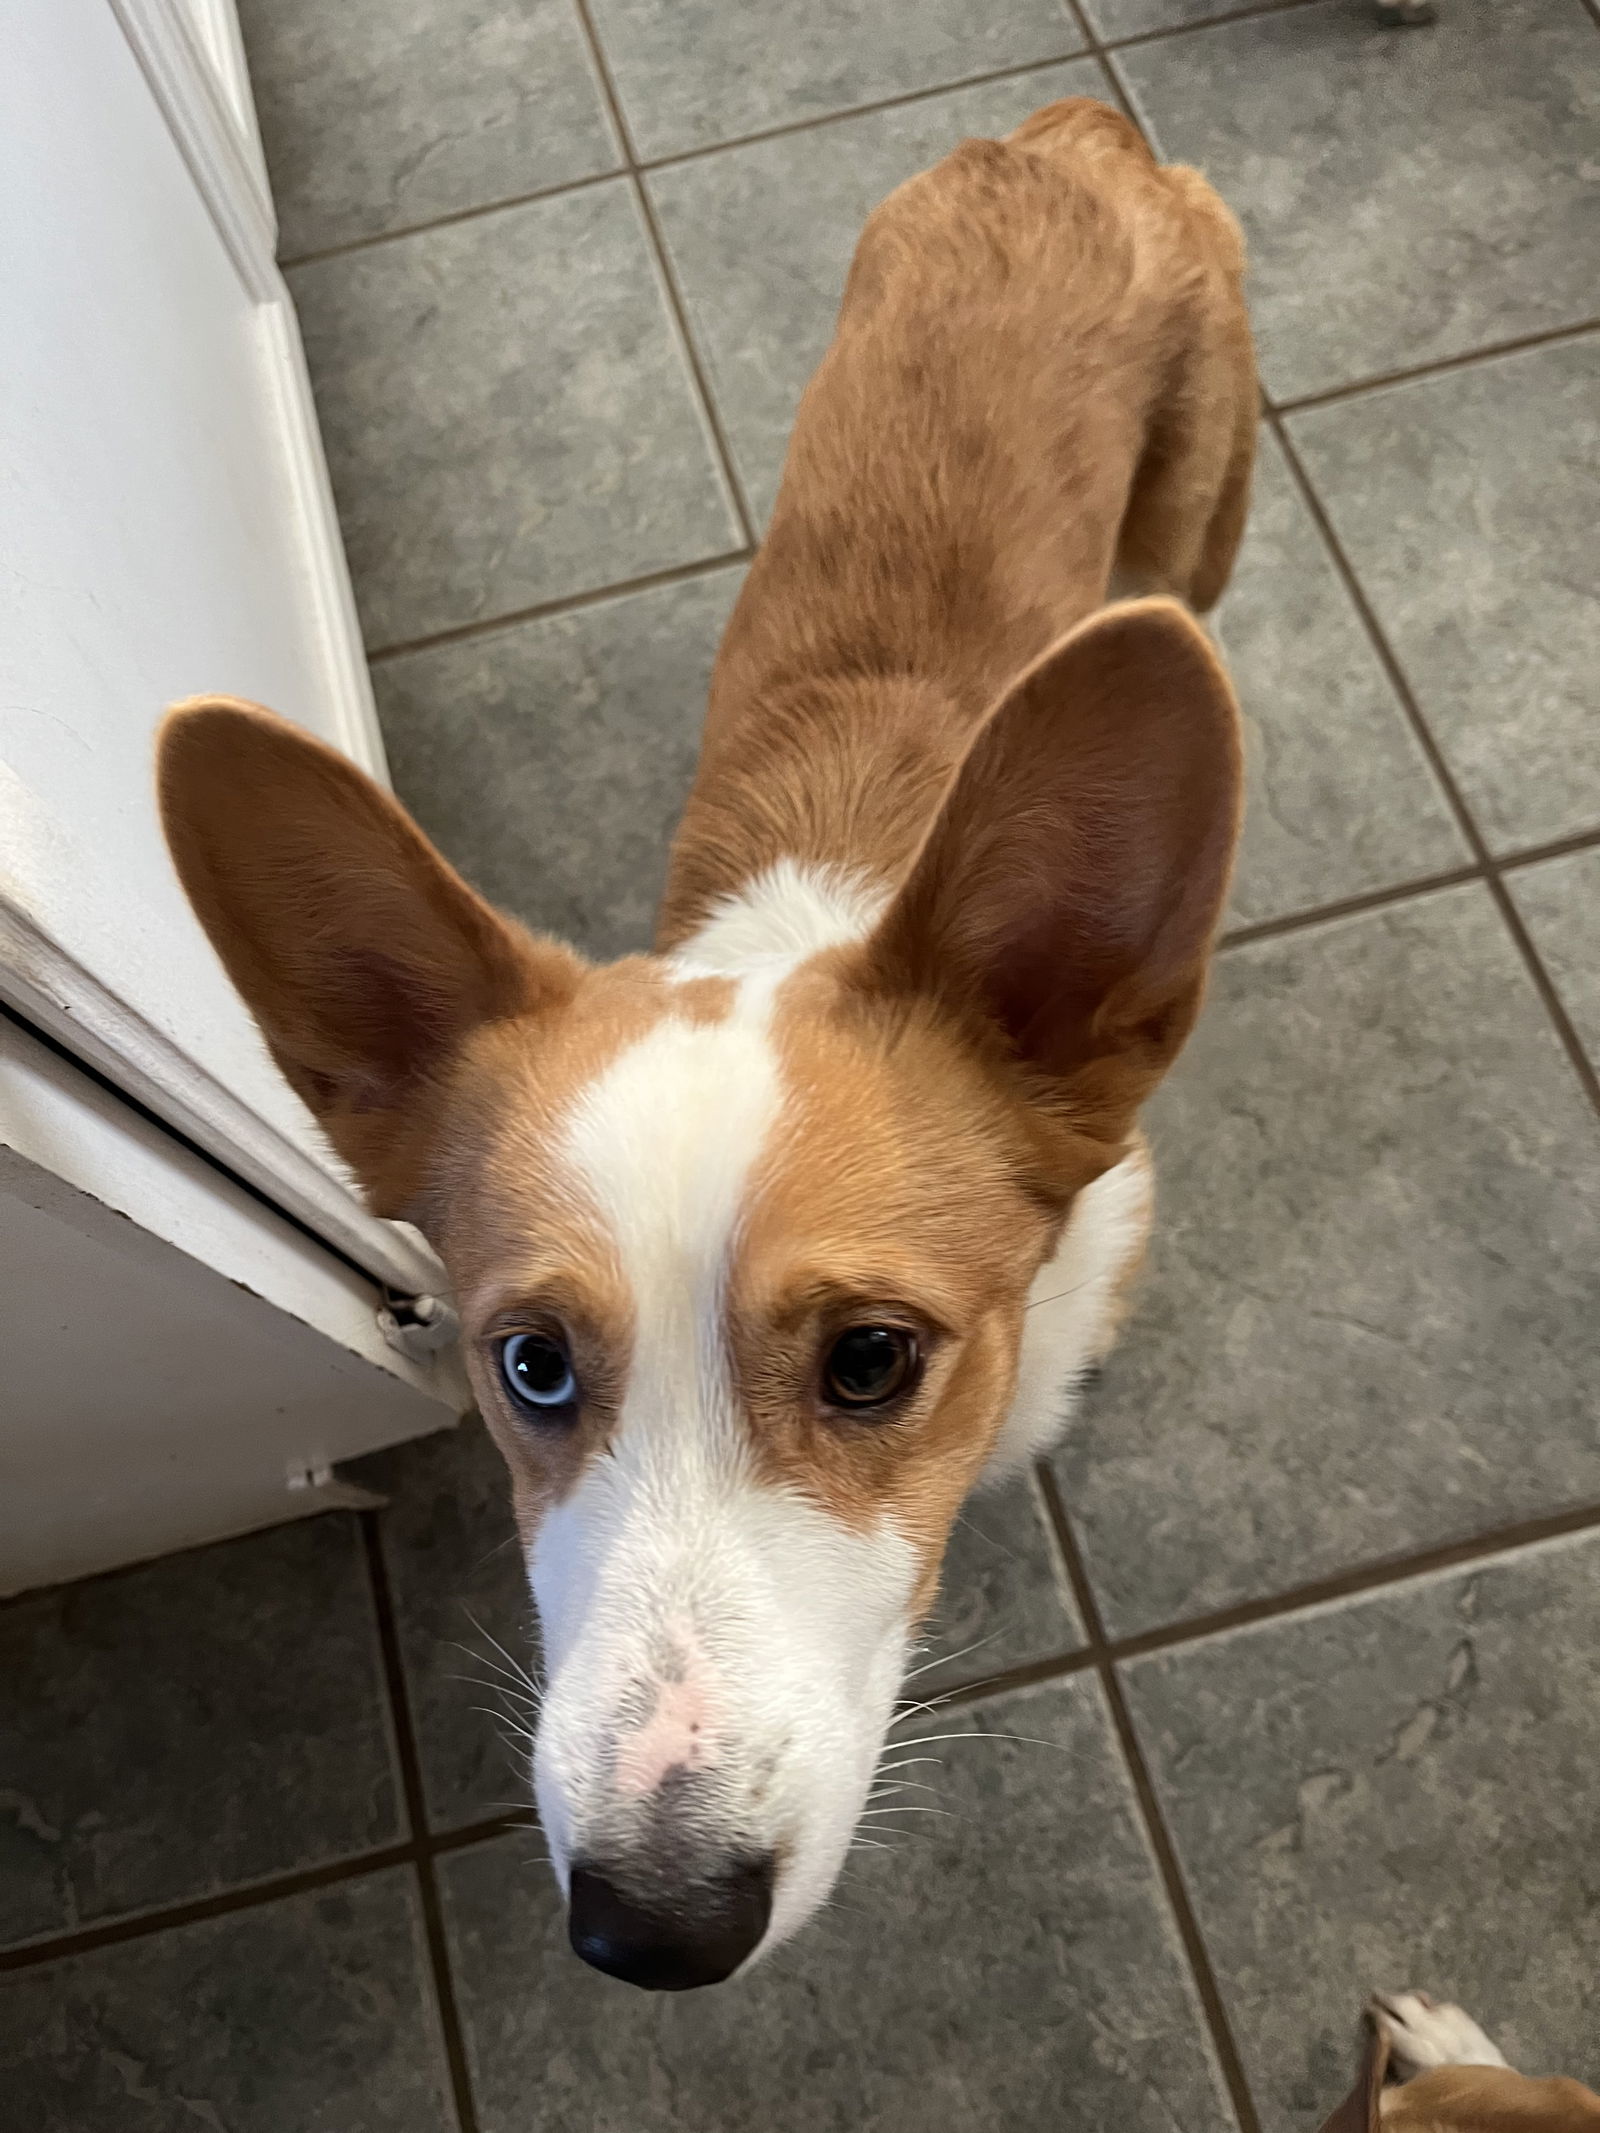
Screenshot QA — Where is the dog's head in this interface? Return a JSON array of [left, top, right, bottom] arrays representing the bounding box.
[[158, 599, 1239, 1988]]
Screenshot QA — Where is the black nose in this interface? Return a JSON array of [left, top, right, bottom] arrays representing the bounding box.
[[567, 1854, 774, 1991]]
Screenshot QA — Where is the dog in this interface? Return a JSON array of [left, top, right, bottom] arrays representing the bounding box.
[[157, 98, 1256, 1990], [1320, 1993, 1600, 2133]]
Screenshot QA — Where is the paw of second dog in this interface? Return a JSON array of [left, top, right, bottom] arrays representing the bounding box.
[[1372, 1991, 1509, 2078]]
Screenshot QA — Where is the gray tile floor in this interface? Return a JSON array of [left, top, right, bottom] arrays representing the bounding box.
[[4, 2, 1599, 2127]]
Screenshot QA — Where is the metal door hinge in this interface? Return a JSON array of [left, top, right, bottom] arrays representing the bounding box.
[[377, 1290, 461, 1361]]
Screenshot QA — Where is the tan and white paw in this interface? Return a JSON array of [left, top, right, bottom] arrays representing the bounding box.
[[1372, 1991, 1509, 2078]]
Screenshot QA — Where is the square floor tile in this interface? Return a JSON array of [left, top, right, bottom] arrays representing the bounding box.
[[1124, 1531, 1600, 2129], [1218, 431, 1466, 927], [374, 566, 742, 960], [588, 0, 1084, 161], [441, 1679, 1235, 2133], [355, 1420, 537, 1833], [238, 0, 619, 260], [647, 60, 1108, 523], [0, 1869, 454, 2133], [1116, 0, 1600, 402], [0, 1517, 399, 1950], [1507, 847, 1600, 1065], [916, 1471, 1084, 1695], [288, 181, 740, 651], [1288, 337, 1600, 851], [1053, 884, 1600, 1637]]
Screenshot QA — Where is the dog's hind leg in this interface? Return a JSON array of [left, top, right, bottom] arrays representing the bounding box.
[[1111, 177, 1258, 613]]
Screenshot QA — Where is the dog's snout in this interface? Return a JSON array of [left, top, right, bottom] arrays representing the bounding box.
[[567, 1852, 775, 1991]]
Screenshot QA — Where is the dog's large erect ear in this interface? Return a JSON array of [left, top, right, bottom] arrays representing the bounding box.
[[158, 697, 581, 1214], [860, 598, 1242, 1153]]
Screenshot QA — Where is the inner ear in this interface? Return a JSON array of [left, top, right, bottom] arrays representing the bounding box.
[[158, 696, 583, 1210], [857, 598, 1242, 1137]]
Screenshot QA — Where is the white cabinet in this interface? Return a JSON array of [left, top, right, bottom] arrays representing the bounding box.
[[0, 0, 468, 1590]]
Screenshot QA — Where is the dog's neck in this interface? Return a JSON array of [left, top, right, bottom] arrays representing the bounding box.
[[656, 665, 970, 954]]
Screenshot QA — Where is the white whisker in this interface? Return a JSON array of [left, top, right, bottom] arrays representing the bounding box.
[[858, 1804, 957, 1819], [447, 1639, 544, 1707], [461, 1611, 545, 1700], [902, 1623, 1009, 1680], [888, 1730, 1063, 1752], [1026, 1274, 1092, 1311]]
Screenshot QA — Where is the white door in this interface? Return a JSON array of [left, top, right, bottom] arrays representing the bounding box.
[[0, 0, 466, 1587]]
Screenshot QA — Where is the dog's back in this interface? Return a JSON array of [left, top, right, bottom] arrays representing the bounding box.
[[660, 99, 1256, 945]]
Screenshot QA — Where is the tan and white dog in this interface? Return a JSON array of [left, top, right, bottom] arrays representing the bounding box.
[[1320, 1993, 1600, 2133], [158, 100, 1256, 1990]]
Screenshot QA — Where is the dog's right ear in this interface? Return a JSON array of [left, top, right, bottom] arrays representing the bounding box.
[[158, 697, 582, 1216]]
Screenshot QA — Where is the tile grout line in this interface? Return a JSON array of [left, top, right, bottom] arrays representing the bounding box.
[[1218, 864, 1486, 951], [1052, 0, 1143, 118], [360, 1514, 483, 2133], [1034, 1464, 1264, 2133], [12, 1489, 1600, 1978], [278, 49, 1093, 275], [570, 0, 761, 549], [1218, 828, 1600, 955], [271, 0, 1373, 273], [1276, 315, 1600, 416], [1105, 0, 1328, 48], [1266, 411, 1600, 1121], [365, 549, 751, 665], [280, 165, 627, 272], [1480, 872, 1600, 1117], [0, 1812, 529, 1979], [1496, 822, 1600, 873], [950, 1489, 1600, 1716], [1107, 1496, 1600, 1663], [639, 44, 1095, 170], [0, 1840, 419, 1977], [933, 1645, 1100, 1708]]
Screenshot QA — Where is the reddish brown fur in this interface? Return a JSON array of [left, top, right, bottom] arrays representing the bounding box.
[[1382, 2070, 1600, 2133], [659, 98, 1255, 945], [732, 962, 1094, 1595], [1382, 2064, 1600, 2133], [1321, 2011, 1600, 2133], [157, 696, 582, 1218], [852, 605, 1242, 1165]]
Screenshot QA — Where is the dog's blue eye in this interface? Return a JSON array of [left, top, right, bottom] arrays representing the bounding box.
[[499, 1332, 578, 1415]]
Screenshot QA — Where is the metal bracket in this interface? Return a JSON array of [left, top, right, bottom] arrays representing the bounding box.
[[377, 1290, 462, 1362]]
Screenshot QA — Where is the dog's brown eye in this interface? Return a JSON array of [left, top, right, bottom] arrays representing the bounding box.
[[823, 1326, 919, 1411]]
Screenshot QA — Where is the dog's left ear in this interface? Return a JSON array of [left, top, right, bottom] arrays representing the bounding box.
[[158, 696, 583, 1217], [858, 598, 1242, 1153]]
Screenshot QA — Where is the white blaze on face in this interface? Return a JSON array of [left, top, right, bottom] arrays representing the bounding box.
[[528, 963, 919, 1954]]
